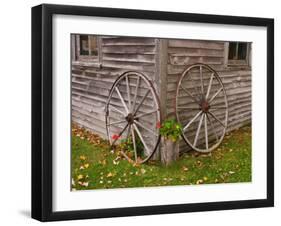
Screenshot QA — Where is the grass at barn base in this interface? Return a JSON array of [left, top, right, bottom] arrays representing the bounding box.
[[71, 125, 251, 190]]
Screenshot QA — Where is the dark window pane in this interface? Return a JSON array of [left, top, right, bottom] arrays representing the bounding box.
[[228, 42, 237, 60], [80, 35, 89, 55], [238, 43, 247, 60]]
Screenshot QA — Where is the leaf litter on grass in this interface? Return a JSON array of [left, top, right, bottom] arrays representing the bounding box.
[[71, 123, 252, 190]]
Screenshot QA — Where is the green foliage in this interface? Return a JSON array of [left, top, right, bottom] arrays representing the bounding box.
[[159, 119, 182, 142], [120, 134, 144, 153]]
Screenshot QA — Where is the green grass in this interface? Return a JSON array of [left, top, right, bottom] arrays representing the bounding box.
[[71, 126, 251, 190]]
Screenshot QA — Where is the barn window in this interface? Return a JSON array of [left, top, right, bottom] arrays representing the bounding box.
[[227, 42, 251, 66], [79, 35, 98, 56], [72, 34, 101, 64]]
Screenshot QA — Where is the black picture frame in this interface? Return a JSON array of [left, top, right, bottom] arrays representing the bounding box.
[[31, 3, 274, 222]]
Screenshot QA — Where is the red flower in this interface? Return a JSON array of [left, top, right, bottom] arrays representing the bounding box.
[[156, 121, 161, 129], [112, 134, 120, 140]]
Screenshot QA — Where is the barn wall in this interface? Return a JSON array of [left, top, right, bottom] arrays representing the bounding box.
[[71, 36, 158, 138], [165, 39, 251, 152], [72, 36, 252, 154]]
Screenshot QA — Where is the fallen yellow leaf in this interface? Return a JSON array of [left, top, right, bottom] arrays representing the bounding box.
[[79, 155, 86, 160], [196, 179, 204, 184], [113, 160, 119, 165], [77, 174, 84, 180], [78, 181, 89, 187], [196, 161, 203, 167], [84, 163, 89, 168], [107, 172, 113, 178]]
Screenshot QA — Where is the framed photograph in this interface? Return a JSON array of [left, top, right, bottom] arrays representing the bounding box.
[[32, 4, 274, 221]]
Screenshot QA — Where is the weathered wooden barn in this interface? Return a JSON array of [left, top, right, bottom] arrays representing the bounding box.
[[71, 34, 251, 155]]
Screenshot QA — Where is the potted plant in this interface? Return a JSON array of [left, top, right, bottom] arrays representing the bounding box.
[[158, 119, 182, 165]]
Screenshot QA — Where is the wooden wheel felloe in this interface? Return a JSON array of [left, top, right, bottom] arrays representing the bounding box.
[[105, 71, 161, 164], [175, 63, 228, 153]]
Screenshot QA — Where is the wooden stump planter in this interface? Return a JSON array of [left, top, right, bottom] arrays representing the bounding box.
[[159, 119, 182, 165], [160, 137, 179, 166]]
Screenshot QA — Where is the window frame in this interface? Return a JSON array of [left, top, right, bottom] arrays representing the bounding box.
[[224, 42, 251, 67], [71, 34, 102, 66]]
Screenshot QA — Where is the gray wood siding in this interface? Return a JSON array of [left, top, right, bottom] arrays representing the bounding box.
[[72, 36, 158, 138], [72, 36, 251, 154], [165, 39, 251, 152]]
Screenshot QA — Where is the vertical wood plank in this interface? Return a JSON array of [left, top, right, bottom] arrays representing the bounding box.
[[71, 34, 76, 61], [223, 42, 229, 66], [88, 35, 91, 55], [76, 34, 81, 57], [98, 37, 103, 65], [157, 39, 168, 119]]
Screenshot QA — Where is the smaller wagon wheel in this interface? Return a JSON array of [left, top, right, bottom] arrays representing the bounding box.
[[105, 71, 161, 164], [175, 63, 228, 153]]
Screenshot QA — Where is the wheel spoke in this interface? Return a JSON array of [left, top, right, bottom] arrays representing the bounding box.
[[205, 73, 214, 99], [210, 107, 227, 110], [133, 89, 150, 115], [107, 119, 127, 126], [206, 113, 218, 142], [119, 150, 132, 162], [204, 114, 209, 150], [111, 123, 129, 146], [193, 113, 204, 147], [199, 65, 204, 96], [132, 76, 140, 113], [115, 87, 129, 114], [126, 124, 131, 140], [134, 120, 158, 136], [208, 111, 226, 128], [180, 84, 200, 104], [177, 106, 200, 110], [133, 124, 151, 155], [108, 104, 126, 116], [130, 126, 138, 161], [183, 110, 202, 131], [135, 109, 157, 119], [125, 75, 131, 111], [208, 87, 223, 103]]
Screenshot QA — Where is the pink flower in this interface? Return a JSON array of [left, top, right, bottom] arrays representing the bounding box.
[[112, 134, 120, 140], [156, 121, 161, 129]]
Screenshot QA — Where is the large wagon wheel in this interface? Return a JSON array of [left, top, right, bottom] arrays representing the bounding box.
[[175, 63, 228, 153], [105, 71, 161, 164]]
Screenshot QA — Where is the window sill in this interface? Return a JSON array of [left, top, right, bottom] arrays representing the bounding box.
[[225, 65, 251, 71], [72, 61, 102, 69]]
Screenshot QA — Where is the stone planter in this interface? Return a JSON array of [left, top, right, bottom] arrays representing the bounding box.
[[160, 137, 179, 166]]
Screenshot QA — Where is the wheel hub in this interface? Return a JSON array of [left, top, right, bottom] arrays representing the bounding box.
[[125, 113, 134, 124], [200, 100, 210, 113]]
